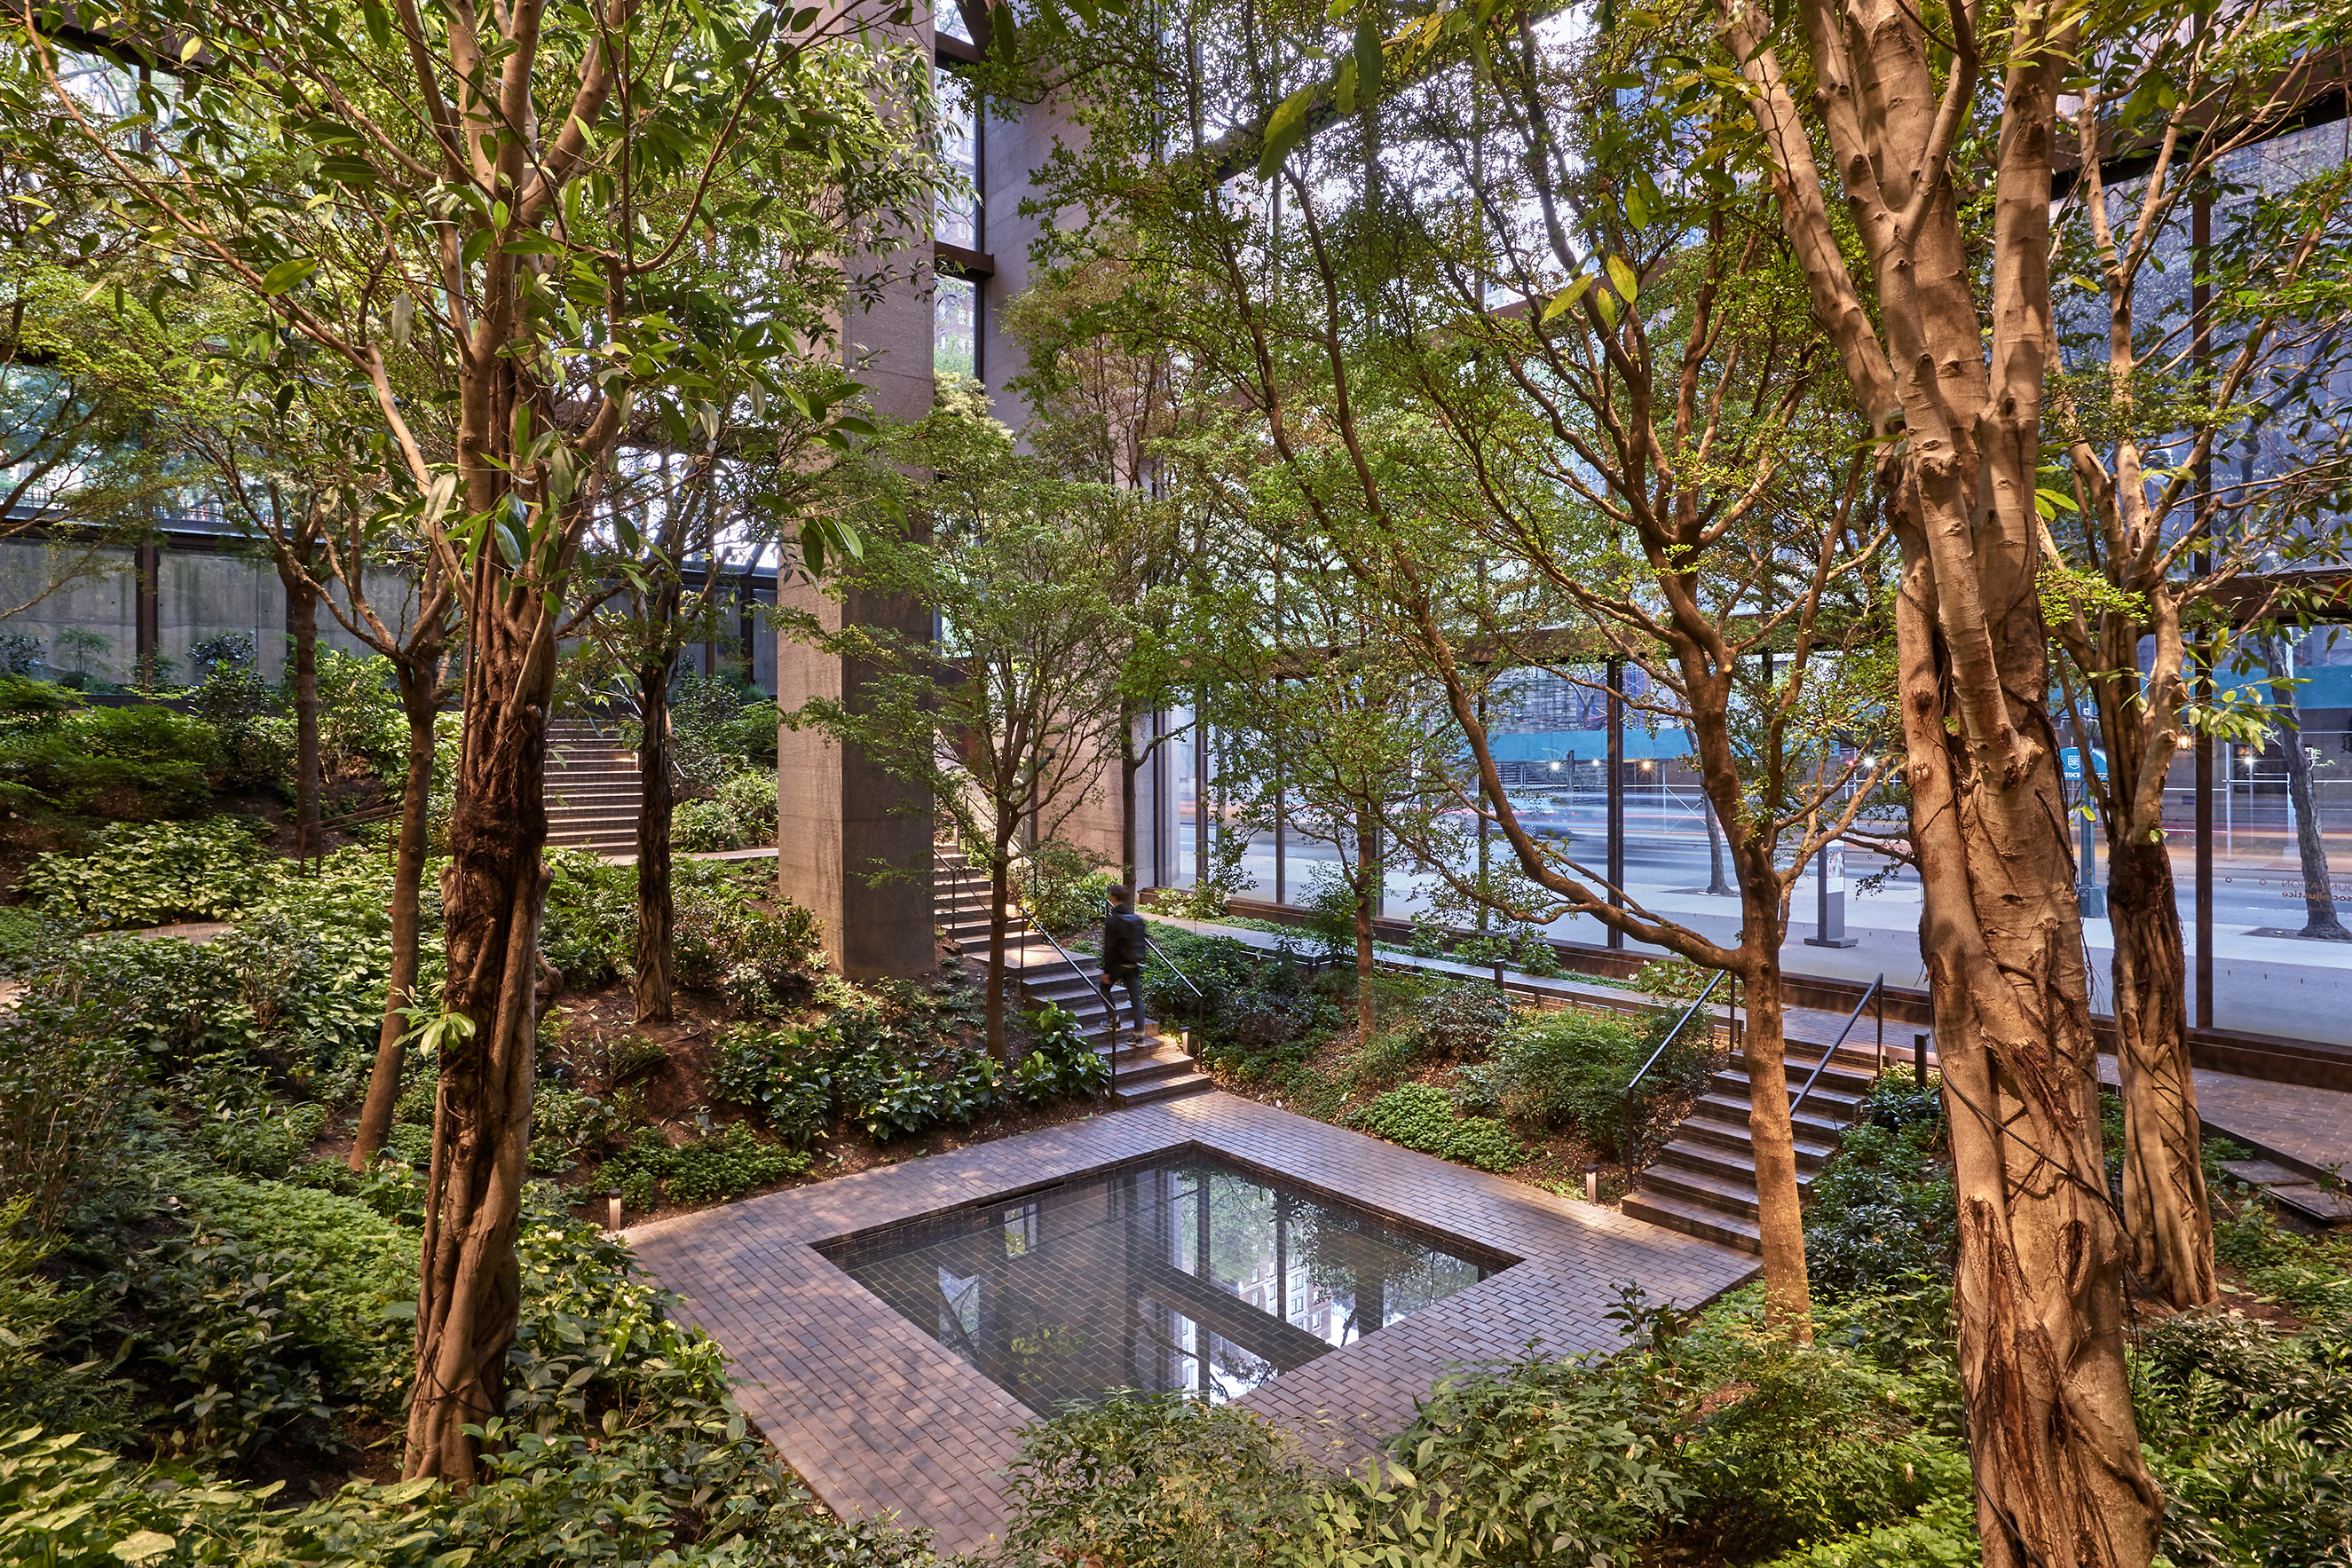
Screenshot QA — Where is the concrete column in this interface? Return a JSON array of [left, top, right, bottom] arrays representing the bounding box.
[[774, 13, 936, 981]]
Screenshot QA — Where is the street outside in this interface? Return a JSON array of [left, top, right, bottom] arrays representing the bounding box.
[[1188, 784, 2352, 1047]]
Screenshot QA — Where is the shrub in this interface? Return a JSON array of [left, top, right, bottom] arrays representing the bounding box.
[[0, 1022, 144, 1230], [115, 1229, 336, 1464], [711, 1025, 835, 1146], [1804, 1076, 1957, 1300], [1352, 1083, 1524, 1172], [1469, 1006, 1647, 1146], [670, 796, 740, 852], [181, 1175, 417, 1390], [675, 768, 781, 852], [1409, 980, 1515, 1059], [0, 1197, 123, 1438], [679, 894, 828, 1014], [193, 1102, 328, 1179], [19, 816, 279, 927], [1003, 1392, 1318, 1568], [189, 639, 289, 792], [1009, 1003, 1112, 1102], [311, 650, 406, 781], [600, 1122, 810, 1210], [1021, 839, 1119, 938]]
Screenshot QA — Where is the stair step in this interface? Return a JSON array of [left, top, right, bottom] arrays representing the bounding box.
[[1712, 1069, 1866, 1118], [1692, 1092, 1855, 1141], [1676, 1114, 1839, 1168], [1622, 1188, 1764, 1254], [1633, 1162, 1778, 1218], [1114, 1071, 1213, 1107], [1653, 1137, 1825, 1190]]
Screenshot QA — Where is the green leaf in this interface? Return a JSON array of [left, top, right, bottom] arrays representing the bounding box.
[[359, 0, 392, 47], [1606, 253, 1639, 303], [1354, 15, 1383, 95], [1256, 83, 1318, 183], [1540, 275, 1593, 322], [1334, 56, 1360, 115], [113, 1533, 177, 1564], [389, 291, 414, 353], [495, 519, 525, 568], [1595, 288, 1619, 328], [257, 256, 317, 295]]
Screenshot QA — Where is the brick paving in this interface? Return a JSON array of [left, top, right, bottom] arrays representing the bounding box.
[[625, 1092, 1757, 1555]]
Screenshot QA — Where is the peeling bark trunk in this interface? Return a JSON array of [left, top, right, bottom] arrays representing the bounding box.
[[635, 662, 676, 1024], [351, 655, 442, 1170], [1120, 705, 1140, 890], [406, 597, 556, 1484], [1705, 799, 1732, 896], [2106, 833, 2214, 1307], [2261, 638, 2346, 939]]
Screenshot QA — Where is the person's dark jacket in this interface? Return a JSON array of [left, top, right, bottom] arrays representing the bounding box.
[[1101, 908, 1148, 972]]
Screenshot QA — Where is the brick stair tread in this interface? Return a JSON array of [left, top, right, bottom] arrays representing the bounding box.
[[1114, 1072, 1213, 1107], [1692, 1092, 1854, 1139], [1676, 1115, 1840, 1165], [1712, 1071, 1865, 1114], [1634, 1162, 1774, 1217], [1622, 1188, 1763, 1253], [1653, 1138, 1822, 1186]]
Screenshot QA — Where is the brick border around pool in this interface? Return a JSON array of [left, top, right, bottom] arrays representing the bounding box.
[[623, 1091, 1758, 1555]]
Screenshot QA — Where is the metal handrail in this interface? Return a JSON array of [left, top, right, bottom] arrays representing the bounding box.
[[1140, 932, 1205, 1002], [1622, 967, 1732, 1171], [941, 838, 1092, 995], [1788, 973, 1885, 1124]]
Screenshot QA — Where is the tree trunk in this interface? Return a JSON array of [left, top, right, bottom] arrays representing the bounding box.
[[351, 654, 442, 1170], [1739, 947, 1812, 1336], [2261, 638, 2346, 939], [986, 841, 1014, 1063], [1895, 538, 2159, 1568], [635, 658, 676, 1023], [279, 556, 320, 857], [406, 598, 556, 1484], [1354, 810, 1377, 1043], [2105, 832, 2214, 1308], [1705, 798, 1732, 896]]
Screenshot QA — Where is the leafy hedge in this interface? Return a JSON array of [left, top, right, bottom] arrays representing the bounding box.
[[1349, 1083, 1525, 1173], [19, 816, 278, 928]]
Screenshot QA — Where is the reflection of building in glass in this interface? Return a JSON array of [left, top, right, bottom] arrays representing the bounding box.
[[821, 1153, 1495, 1411]]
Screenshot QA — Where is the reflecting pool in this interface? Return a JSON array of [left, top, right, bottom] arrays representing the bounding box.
[[818, 1150, 1501, 1409]]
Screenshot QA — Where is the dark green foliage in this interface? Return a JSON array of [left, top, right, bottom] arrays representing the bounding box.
[[1409, 981, 1514, 1060], [2213, 1207, 2352, 1327], [1021, 839, 1118, 938], [188, 637, 288, 792], [112, 1229, 338, 1464], [0, 986, 151, 1229], [18, 816, 277, 928], [1451, 1005, 1681, 1154], [670, 671, 782, 782], [1147, 930, 1338, 1082], [0, 703, 227, 818], [0, 673, 80, 729], [710, 985, 1101, 1157], [600, 1123, 813, 1211], [671, 768, 780, 852], [180, 1176, 415, 1390], [2133, 1304, 2352, 1568], [538, 851, 826, 1008], [1351, 1083, 1525, 1172], [1003, 1392, 1319, 1567], [1803, 1076, 1957, 1301], [310, 650, 405, 781], [0, 1198, 123, 1441]]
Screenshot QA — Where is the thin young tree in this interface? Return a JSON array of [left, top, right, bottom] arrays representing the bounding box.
[[1717, 0, 2165, 1552], [13, 0, 922, 1478], [1035, 0, 1896, 1335], [787, 385, 1133, 1060], [2042, 5, 2352, 1311]]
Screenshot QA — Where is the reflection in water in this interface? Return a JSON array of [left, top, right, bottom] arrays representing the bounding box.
[[819, 1154, 1496, 1410]]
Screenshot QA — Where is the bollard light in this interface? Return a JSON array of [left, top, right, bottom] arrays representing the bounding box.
[[1584, 1164, 1600, 1204], [607, 1190, 624, 1232]]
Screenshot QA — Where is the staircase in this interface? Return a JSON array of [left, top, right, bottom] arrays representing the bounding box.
[[545, 718, 643, 855], [1621, 1035, 1890, 1253], [931, 847, 1212, 1107]]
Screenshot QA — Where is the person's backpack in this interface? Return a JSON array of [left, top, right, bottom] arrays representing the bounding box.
[[1102, 908, 1147, 970]]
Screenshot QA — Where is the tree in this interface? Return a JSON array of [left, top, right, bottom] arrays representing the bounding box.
[[1716, 0, 2163, 1552], [1030, 0, 1894, 1336], [787, 385, 1132, 1061], [10, 0, 922, 1478], [2041, 5, 2352, 1312]]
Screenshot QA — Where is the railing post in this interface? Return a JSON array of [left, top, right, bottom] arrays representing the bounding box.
[[1914, 1031, 1929, 1087]]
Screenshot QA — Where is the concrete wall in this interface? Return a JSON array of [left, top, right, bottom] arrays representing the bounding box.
[[0, 538, 414, 684]]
